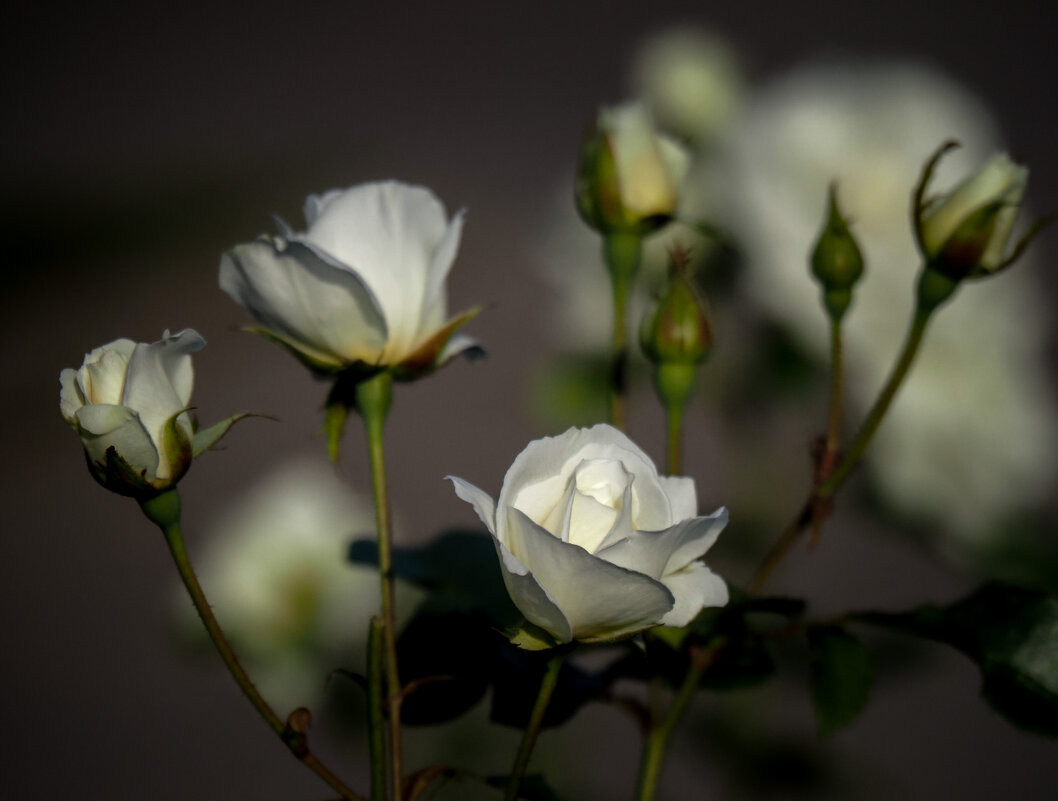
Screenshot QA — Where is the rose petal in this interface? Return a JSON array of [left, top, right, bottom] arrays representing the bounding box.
[[123, 331, 204, 479], [504, 507, 674, 640], [220, 239, 387, 366], [80, 339, 136, 406], [501, 424, 672, 532], [300, 182, 450, 359], [594, 507, 727, 580], [491, 535, 573, 643], [75, 404, 159, 479], [658, 561, 729, 627], [446, 476, 497, 533], [658, 475, 698, 520], [417, 208, 466, 337], [59, 367, 85, 422]]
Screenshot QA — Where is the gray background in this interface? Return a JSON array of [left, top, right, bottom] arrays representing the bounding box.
[[4, 1, 1056, 798]]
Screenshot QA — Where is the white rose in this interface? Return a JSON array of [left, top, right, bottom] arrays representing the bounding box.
[[219, 181, 479, 376], [60, 329, 206, 495], [448, 424, 728, 644], [576, 102, 691, 234]]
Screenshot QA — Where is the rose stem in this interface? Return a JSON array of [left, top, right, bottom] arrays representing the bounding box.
[[355, 371, 403, 801], [139, 489, 365, 801], [504, 650, 566, 801], [665, 397, 684, 476], [367, 617, 386, 801], [747, 300, 936, 594], [634, 643, 722, 801], [604, 232, 643, 431]]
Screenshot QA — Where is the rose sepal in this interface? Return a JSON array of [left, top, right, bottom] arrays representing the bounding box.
[[82, 406, 192, 499], [507, 620, 563, 652], [191, 411, 255, 458]]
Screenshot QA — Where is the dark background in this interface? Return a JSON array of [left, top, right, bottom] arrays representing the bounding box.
[[4, 2, 1056, 799]]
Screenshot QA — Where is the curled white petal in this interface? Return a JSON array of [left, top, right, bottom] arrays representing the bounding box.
[[659, 562, 729, 627]]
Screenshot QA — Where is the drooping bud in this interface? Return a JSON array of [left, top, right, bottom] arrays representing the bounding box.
[[810, 185, 865, 322], [914, 146, 1038, 282]]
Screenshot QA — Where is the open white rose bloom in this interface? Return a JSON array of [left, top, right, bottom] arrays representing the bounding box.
[[219, 181, 478, 376], [59, 329, 205, 494], [449, 424, 728, 644]]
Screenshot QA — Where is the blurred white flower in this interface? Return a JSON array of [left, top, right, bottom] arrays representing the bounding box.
[[718, 62, 1057, 542], [176, 458, 412, 711], [631, 25, 744, 145]]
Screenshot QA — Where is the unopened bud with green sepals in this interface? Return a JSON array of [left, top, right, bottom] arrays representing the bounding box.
[[640, 245, 713, 409], [575, 102, 690, 236], [810, 185, 864, 321]]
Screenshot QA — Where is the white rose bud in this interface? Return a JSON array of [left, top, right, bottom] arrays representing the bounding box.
[[575, 102, 691, 235], [60, 329, 205, 497], [918, 151, 1028, 278], [448, 424, 728, 645], [219, 181, 480, 378]]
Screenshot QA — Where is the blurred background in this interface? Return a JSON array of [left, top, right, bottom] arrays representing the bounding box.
[[5, 1, 1056, 798]]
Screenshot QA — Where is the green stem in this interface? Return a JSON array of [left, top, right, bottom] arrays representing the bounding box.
[[368, 617, 387, 801], [504, 651, 565, 801], [144, 491, 364, 801], [665, 400, 684, 477], [355, 372, 402, 801], [819, 304, 932, 499], [747, 299, 936, 595], [824, 318, 844, 457], [604, 232, 642, 431], [634, 662, 703, 801]]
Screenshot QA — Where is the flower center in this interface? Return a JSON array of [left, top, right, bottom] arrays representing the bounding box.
[[565, 458, 632, 553]]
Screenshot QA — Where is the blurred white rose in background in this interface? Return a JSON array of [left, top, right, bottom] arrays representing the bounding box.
[[717, 62, 1057, 544], [175, 458, 412, 712], [631, 25, 743, 146]]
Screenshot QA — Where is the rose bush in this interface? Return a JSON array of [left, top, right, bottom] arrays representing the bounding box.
[[219, 181, 479, 378], [59, 329, 206, 496], [448, 424, 727, 644]]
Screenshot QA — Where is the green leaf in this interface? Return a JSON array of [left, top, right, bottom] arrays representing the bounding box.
[[807, 626, 873, 736], [859, 582, 1058, 737], [324, 400, 349, 464], [396, 609, 494, 725], [489, 646, 606, 731], [191, 412, 253, 457], [349, 530, 521, 625]]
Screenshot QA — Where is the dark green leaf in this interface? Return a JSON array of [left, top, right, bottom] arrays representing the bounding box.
[[485, 773, 566, 801], [807, 626, 873, 736], [396, 609, 495, 725], [349, 530, 520, 626], [858, 582, 1058, 737], [489, 646, 607, 730]]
